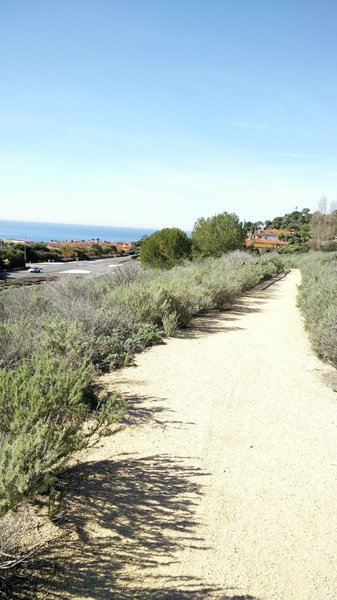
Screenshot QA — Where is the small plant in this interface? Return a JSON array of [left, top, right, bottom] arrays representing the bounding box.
[[162, 312, 179, 337], [47, 487, 62, 521]]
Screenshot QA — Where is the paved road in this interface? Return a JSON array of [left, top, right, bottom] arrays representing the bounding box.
[[1, 256, 134, 281]]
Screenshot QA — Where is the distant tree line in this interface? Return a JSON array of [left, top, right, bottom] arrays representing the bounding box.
[[0, 242, 60, 270], [140, 201, 337, 268]]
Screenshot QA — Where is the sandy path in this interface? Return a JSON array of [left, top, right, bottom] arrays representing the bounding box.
[[34, 269, 337, 600]]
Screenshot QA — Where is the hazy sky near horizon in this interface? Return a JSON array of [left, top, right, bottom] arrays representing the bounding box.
[[1, 0, 337, 229]]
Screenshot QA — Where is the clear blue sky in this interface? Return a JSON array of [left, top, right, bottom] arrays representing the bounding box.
[[1, 0, 337, 229]]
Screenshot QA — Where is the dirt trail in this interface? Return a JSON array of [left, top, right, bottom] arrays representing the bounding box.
[[34, 269, 337, 600]]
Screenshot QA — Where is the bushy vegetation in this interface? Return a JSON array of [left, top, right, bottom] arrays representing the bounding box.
[[0, 354, 91, 515], [295, 252, 337, 368], [192, 212, 245, 257], [0, 241, 123, 269], [22, 242, 60, 263], [265, 207, 312, 231], [139, 213, 246, 270], [0, 253, 282, 376], [0, 244, 25, 270], [0, 243, 60, 270], [56, 242, 119, 261], [0, 349, 126, 516], [140, 228, 192, 269], [0, 512, 39, 599], [0, 253, 282, 513]]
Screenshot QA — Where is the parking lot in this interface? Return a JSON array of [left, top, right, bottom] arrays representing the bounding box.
[[0, 256, 135, 282]]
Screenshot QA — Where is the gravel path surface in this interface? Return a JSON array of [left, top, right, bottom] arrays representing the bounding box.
[[35, 269, 337, 599]]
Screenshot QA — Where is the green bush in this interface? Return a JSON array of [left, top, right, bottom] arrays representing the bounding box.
[[297, 252, 337, 368], [0, 245, 25, 269], [192, 212, 245, 257], [278, 243, 310, 254], [140, 228, 192, 269], [0, 354, 91, 514], [0, 351, 126, 515]]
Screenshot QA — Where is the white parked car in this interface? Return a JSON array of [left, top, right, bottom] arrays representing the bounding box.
[[28, 266, 42, 273]]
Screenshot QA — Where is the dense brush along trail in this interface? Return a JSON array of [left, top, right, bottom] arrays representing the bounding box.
[[28, 270, 337, 600]]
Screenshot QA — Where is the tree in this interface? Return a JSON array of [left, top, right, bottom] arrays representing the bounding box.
[[270, 216, 283, 229], [140, 228, 192, 269], [269, 208, 312, 232], [242, 220, 253, 234], [310, 209, 337, 249], [0, 245, 25, 269], [192, 212, 245, 257]]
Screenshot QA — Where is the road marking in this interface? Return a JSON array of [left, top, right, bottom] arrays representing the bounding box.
[[60, 269, 92, 274]]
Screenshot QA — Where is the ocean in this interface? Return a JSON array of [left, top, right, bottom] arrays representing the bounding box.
[[0, 220, 157, 243]]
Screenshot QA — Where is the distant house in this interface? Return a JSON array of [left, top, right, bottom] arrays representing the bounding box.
[[245, 228, 291, 250]]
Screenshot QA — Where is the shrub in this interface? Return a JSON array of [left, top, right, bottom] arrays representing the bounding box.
[[0, 353, 92, 514], [192, 212, 245, 257], [0, 351, 125, 516], [321, 241, 337, 252], [140, 228, 192, 269], [296, 252, 337, 368], [0, 513, 41, 598]]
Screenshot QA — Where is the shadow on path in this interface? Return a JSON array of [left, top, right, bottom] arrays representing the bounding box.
[[12, 455, 251, 599], [176, 274, 288, 341], [17, 455, 258, 598], [120, 394, 195, 431], [176, 298, 266, 340]]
